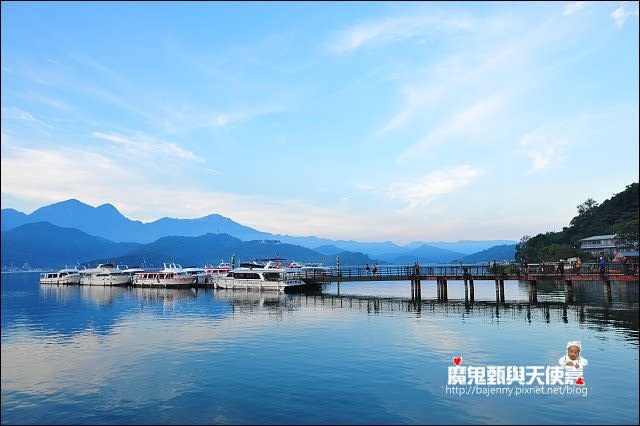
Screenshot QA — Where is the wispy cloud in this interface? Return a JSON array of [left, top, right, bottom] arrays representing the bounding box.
[[611, 2, 637, 28], [563, 2, 587, 16], [17, 92, 72, 112], [386, 165, 484, 211], [395, 95, 506, 164], [160, 104, 285, 134], [92, 131, 202, 162], [377, 85, 444, 135], [1, 106, 52, 129], [328, 14, 476, 53]]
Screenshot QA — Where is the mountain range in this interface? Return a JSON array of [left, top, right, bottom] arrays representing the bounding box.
[[1, 199, 517, 267]]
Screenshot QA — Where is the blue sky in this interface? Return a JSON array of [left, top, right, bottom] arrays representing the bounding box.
[[1, 1, 638, 243]]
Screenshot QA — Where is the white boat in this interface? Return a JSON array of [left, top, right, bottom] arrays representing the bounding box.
[[132, 262, 197, 288], [39, 267, 81, 285], [118, 265, 146, 277], [204, 261, 232, 278], [294, 263, 332, 278], [215, 260, 314, 292], [184, 266, 210, 285], [79, 263, 132, 286]]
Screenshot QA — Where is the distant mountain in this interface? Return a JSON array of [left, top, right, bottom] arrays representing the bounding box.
[[414, 240, 518, 255], [459, 244, 517, 263], [1, 222, 141, 268], [387, 244, 466, 264], [84, 233, 379, 268], [2, 199, 516, 260], [1, 199, 269, 243], [1, 208, 29, 231], [313, 245, 345, 255]]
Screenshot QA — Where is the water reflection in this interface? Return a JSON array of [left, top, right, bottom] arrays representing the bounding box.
[[212, 285, 639, 339], [2, 273, 639, 424], [131, 287, 198, 307]]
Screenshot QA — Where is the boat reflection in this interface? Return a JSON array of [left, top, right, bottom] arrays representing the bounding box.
[[131, 287, 198, 307]]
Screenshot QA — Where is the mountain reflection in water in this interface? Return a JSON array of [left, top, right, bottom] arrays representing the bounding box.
[[1, 273, 638, 424]]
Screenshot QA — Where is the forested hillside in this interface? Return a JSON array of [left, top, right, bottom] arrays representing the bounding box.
[[515, 183, 638, 261]]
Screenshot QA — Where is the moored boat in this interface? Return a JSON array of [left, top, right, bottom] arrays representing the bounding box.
[[39, 267, 81, 285], [184, 266, 210, 285], [215, 259, 317, 292], [204, 261, 232, 279], [131, 262, 197, 288], [79, 263, 132, 286]]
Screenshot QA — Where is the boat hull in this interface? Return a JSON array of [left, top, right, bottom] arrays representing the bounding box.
[[132, 277, 196, 288], [79, 275, 132, 286], [39, 276, 81, 285], [215, 278, 315, 293]]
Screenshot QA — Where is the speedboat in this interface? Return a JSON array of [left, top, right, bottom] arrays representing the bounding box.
[[79, 263, 132, 286], [132, 262, 197, 288], [39, 267, 81, 285]]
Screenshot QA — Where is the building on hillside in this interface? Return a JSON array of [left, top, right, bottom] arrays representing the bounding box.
[[579, 235, 619, 257], [613, 250, 639, 262]]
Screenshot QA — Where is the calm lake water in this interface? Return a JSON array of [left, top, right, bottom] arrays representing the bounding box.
[[2, 272, 638, 424]]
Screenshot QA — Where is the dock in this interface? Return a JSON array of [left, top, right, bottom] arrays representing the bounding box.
[[290, 262, 639, 303]]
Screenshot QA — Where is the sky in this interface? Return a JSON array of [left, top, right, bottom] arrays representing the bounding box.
[[1, 1, 638, 244]]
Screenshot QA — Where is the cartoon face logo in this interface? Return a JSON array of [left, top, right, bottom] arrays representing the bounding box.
[[559, 340, 588, 368]]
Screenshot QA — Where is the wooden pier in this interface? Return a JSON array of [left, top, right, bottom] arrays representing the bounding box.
[[292, 262, 638, 303]]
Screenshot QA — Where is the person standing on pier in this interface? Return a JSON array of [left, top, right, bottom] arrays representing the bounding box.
[[373, 263, 378, 275], [365, 264, 371, 275], [599, 257, 606, 274], [415, 262, 420, 277]]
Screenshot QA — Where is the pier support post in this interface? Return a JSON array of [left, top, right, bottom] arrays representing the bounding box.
[[464, 278, 469, 302], [416, 279, 421, 301], [564, 280, 573, 304], [499, 279, 505, 303], [436, 279, 441, 301], [469, 278, 474, 302], [528, 280, 538, 304], [603, 280, 612, 304], [443, 279, 448, 301], [411, 279, 421, 301], [495, 280, 500, 302]]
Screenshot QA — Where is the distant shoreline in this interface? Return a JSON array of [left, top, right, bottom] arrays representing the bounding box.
[[1, 270, 50, 274]]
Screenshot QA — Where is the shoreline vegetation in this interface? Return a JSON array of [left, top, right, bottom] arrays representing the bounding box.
[[516, 183, 638, 262]]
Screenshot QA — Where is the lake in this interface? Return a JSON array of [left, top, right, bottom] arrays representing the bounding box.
[[1, 272, 638, 424]]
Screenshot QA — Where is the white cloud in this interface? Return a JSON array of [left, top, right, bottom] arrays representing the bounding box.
[[563, 2, 587, 16], [520, 126, 569, 171], [328, 14, 476, 53], [386, 165, 484, 211], [92, 131, 202, 162], [611, 3, 634, 28], [0, 141, 373, 238]]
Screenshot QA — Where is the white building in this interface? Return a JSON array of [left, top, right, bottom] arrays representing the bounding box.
[[579, 235, 618, 257]]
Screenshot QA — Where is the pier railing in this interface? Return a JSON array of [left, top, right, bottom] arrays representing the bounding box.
[[290, 261, 639, 282]]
